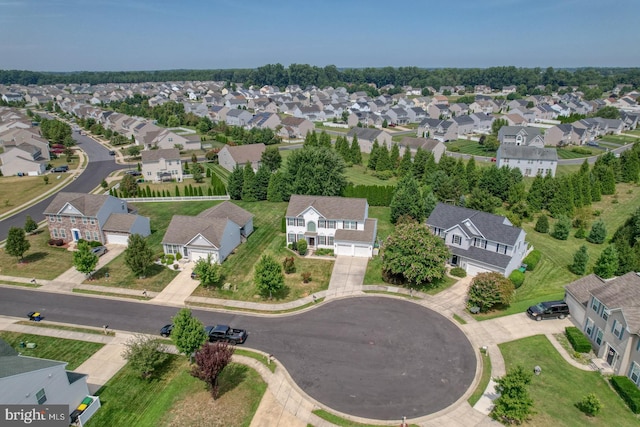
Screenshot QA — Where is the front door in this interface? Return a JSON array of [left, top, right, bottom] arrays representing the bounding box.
[[308, 237, 315, 247], [451, 255, 458, 266], [606, 346, 617, 366], [72, 229, 80, 241]]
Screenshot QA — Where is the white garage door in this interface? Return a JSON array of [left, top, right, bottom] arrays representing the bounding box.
[[105, 233, 129, 246], [190, 251, 212, 262], [335, 243, 352, 256], [466, 263, 490, 277], [353, 245, 370, 257]]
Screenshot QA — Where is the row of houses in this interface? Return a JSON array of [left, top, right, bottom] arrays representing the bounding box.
[[0, 107, 50, 176]]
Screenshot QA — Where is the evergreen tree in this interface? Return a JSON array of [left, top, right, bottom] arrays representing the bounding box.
[[593, 245, 619, 279], [466, 156, 478, 190], [389, 143, 400, 170], [261, 146, 282, 171], [412, 147, 428, 181], [591, 178, 602, 202], [586, 219, 607, 244], [254, 164, 270, 201], [124, 234, 155, 277], [551, 215, 571, 240], [227, 164, 244, 200], [397, 147, 412, 178], [424, 191, 438, 218], [580, 170, 592, 205], [303, 130, 318, 147], [548, 175, 574, 218], [175, 185, 180, 197], [318, 131, 331, 148], [241, 163, 258, 201], [375, 144, 392, 172], [570, 245, 589, 275], [267, 170, 288, 202], [350, 136, 362, 165], [367, 140, 380, 170], [620, 149, 640, 182], [390, 175, 426, 224], [335, 136, 350, 162]]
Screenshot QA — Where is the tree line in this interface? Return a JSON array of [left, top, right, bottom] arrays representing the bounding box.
[[1, 65, 639, 92]]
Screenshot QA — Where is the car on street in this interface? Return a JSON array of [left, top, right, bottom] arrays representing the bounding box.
[[125, 170, 142, 176], [91, 246, 108, 257], [586, 141, 599, 147], [526, 300, 569, 321], [160, 324, 174, 337], [51, 165, 69, 173], [205, 324, 248, 344], [108, 150, 116, 155]]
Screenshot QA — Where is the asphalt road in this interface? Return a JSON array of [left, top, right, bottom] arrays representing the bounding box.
[[0, 131, 125, 241], [0, 288, 476, 420]]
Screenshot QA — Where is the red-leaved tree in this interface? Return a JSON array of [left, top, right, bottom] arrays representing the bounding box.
[[191, 342, 235, 399]]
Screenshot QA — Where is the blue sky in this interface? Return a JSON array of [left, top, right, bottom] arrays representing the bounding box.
[[0, 0, 638, 71]]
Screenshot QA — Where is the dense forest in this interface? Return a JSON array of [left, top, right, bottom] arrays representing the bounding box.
[[1, 65, 640, 92]]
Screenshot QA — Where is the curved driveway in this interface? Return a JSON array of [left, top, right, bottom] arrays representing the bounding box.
[[0, 130, 125, 241], [0, 287, 476, 420]]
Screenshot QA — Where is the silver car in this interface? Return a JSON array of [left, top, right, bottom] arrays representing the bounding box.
[[91, 246, 108, 257]]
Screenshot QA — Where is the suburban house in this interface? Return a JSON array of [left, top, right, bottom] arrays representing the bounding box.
[[217, 143, 266, 172], [496, 145, 558, 177], [278, 117, 314, 139], [161, 201, 253, 264], [498, 126, 544, 147], [426, 203, 528, 277], [346, 128, 393, 153], [398, 137, 446, 162], [544, 124, 588, 146], [285, 195, 377, 257], [225, 109, 253, 127], [0, 146, 47, 176], [564, 273, 640, 387], [247, 112, 281, 130], [0, 338, 91, 412], [43, 192, 151, 245], [141, 148, 183, 183]]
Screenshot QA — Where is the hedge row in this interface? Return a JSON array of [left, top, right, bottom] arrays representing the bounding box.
[[610, 376, 640, 414], [565, 327, 592, 353], [509, 270, 525, 288], [343, 184, 394, 207], [523, 250, 541, 271]]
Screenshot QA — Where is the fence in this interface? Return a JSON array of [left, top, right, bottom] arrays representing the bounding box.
[[120, 195, 230, 202]]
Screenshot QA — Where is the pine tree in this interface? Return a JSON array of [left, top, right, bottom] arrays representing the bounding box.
[[350, 136, 362, 165], [318, 131, 331, 148], [390, 175, 426, 224], [375, 144, 392, 172], [397, 147, 412, 178], [241, 163, 258, 201], [227, 164, 244, 200], [593, 245, 619, 279], [389, 143, 400, 170], [254, 164, 270, 201], [303, 130, 318, 147], [412, 147, 428, 181], [367, 140, 380, 170], [466, 156, 478, 190], [551, 215, 571, 240], [548, 176, 574, 218], [267, 170, 287, 202], [586, 219, 607, 244], [534, 214, 549, 233], [175, 185, 180, 197], [570, 245, 589, 275]]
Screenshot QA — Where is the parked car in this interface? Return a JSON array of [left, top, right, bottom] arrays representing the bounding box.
[[586, 141, 599, 147], [205, 324, 248, 344], [91, 246, 108, 257], [125, 170, 141, 176], [526, 300, 570, 321], [51, 165, 69, 173], [160, 324, 174, 337], [108, 150, 116, 156]]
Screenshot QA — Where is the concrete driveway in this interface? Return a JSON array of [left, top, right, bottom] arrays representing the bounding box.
[[326, 256, 368, 298]]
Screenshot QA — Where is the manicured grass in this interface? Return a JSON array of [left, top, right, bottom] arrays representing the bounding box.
[[0, 332, 104, 370], [235, 348, 277, 373], [446, 139, 495, 157], [369, 206, 393, 241], [476, 184, 640, 320], [132, 178, 218, 197], [467, 353, 492, 406], [189, 298, 324, 314], [87, 356, 266, 427], [14, 321, 115, 336], [0, 231, 74, 279], [556, 147, 599, 159], [0, 175, 59, 216], [600, 134, 640, 145], [202, 162, 231, 185], [344, 164, 398, 186], [87, 258, 179, 292], [453, 313, 467, 325], [312, 409, 419, 427], [499, 335, 640, 426]]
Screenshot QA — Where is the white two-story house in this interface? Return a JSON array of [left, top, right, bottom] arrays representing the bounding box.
[[141, 148, 183, 183], [565, 272, 640, 387], [426, 203, 528, 277], [496, 145, 558, 177], [285, 195, 377, 257]]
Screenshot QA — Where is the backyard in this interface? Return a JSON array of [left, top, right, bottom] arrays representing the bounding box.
[[0, 231, 74, 279], [446, 139, 495, 157], [499, 335, 639, 426], [86, 356, 265, 427], [0, 332, 104, 370]]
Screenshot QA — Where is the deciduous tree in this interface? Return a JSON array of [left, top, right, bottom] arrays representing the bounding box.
[[122, 334, 169, 380], [467, 272, 515, 312], [172, 308, 207, 357], [491, 365, 534, 425], [23, 216, 38, 234], [124, 234, 154, 277], [73, 241, 98, 277], [5, 227, 30, 262], [254, 254, 285, 298], [193, 255, 222, 287], [191, 341, 235, 399]]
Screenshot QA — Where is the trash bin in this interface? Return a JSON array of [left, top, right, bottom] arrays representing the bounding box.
[[19, 341, 26, 348]]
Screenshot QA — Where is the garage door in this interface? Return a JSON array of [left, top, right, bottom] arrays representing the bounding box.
[[105, 233, 129, 246], [353, 245, 370, 257], [466, 263, 490, 277], [335, 243, 352, 256], [190, 251, 212, 262]]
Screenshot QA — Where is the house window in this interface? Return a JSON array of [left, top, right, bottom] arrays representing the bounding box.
[[307, 222, 316, 232], [82, 217, 88, 224], [60, 229, 66, 238], [612, 320, 624, 340], [56, 215, 62, 222], [601, 306, 609, 321], [318, 220, 326, 228], [52, 229, 58, 238], [474, 238, 487, 249], [327, 220, 337, 229], [591, 297, 601, 313], [525, 168, 532, 176], [630, 362, 640, 386], [36, 388, 47, 404], [318, 235, 326, 245], [287, 233, 296, 243], [595, 328, 603, 345], [537, 168, 544, 175], [147, 172, 152, 176], [328, 236, 334, 245], [90, 218, 96, 225], [296, 218, 305, 227], [85, 231, 91, 240], [452, 235, 462, 245], [585, 317, 594, 337], [48, 215, 55, 222], [343, 221, 357, 230], [70, 217, 76, 224], [93, 231, 100, 240], [287, 218, 296, 226], [496, 244, 507, 254]]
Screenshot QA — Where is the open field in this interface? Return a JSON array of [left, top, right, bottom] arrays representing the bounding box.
[[500, 335, 640, 426], [0, 175, 59, 216], [446, 140, 495, 157], [86, 356, 266, 427], [0, 231, 74, 279], [0, 332, 104, 370]]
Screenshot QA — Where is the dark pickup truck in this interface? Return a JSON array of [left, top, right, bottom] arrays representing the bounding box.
[[205, 324, 247, 344]]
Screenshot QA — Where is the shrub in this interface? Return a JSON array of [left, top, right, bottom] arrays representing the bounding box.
[[551, 215, 571, 240], [574, 227, 586, 239], [534, 214, 549, 233], [48, 238, 64, 246], [297, 239, 308, 256], [175, 252, 182, 261], [565, 327, 591, 353], [282, 256, 296, 274], [372, 170, 394, 180], [576, 393, 603, 416], [314, 248, 334, 256], [448, 146, 460, 152], [301, 272, 312, 283], [450, 267, 467, 278], [164, 254, 175, 265], [281, 217, 286, 233], [509, 270, 525, 288], [523, 250, 541, 271], [610, 376, 640, 414], [571, 147, 592, 155], [173, 264, 179, 270], [467, 272, 515, 313], [288, 241, 298, 251], [586, 219, 606, 244]]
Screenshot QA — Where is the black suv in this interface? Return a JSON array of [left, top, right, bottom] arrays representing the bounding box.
[[527, 300, 570, 321]]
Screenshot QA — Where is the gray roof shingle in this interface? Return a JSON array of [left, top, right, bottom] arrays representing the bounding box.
[[141, 148, 180, 163], [286, 195, 367, 221], [498, 146, 558, 161], [335, 218, 377, 244], [43, 192, 110, 216], [197, 201, 253, 228], [162, 215, 231, 248]]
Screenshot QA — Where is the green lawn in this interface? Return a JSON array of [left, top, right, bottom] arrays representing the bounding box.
[[476, 183, 640, 320], [0, 231, 74, 279], [0, 175, 62, 216], [0, 332, 104, 370], [446, 140, 495, 157], [202, 163, 231, 185], [87, 356, 266, 427], [87, 257, 179, 292], [499, 335, 640, 426], [344, 164, 399, 186], [312, 409, 419, 427], [556, 147, 599, 159], [599, 134, 640, 145], [468, 353, 492, 406]]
